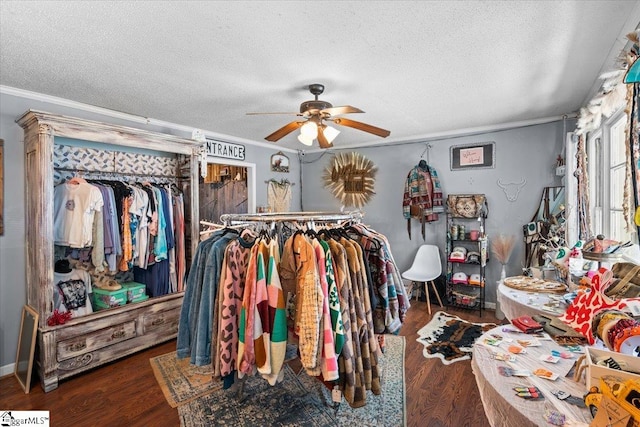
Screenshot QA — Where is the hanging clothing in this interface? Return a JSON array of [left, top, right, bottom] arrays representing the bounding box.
[[53, 182, 104, 248], [176, 229, 238, 363], [177, 217, 403, 408], [349, 223, 411, 333], [215, 232, 254, 387], [402, 163, 444, 239], [267, 180, 293, 212], [263, 238, 287, 385]]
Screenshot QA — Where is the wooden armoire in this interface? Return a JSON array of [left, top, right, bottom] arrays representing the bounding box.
[[17, 110, 201, 392]]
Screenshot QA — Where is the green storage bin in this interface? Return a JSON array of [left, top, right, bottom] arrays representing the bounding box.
[[129, 294, 149, 304], [120, 282, 147, 303], [92, 287, 127, 310]]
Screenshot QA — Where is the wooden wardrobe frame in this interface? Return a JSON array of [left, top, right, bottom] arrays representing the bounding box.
[[17, 110, 200, 392]]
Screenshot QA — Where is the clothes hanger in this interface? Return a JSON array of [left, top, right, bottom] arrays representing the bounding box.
[[418, 143, 432, 170]]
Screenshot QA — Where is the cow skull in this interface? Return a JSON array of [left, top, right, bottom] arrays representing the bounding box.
[[497, 177, 527, 202]]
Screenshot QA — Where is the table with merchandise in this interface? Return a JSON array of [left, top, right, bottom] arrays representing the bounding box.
[[472, 325, 591, 427], [497, 282, 568, 322]]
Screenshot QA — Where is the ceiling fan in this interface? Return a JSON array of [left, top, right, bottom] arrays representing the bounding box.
[[247, 83, 390, 149]]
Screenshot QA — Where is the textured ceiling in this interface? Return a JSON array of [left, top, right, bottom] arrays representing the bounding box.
[[1, 1, 639, 151]]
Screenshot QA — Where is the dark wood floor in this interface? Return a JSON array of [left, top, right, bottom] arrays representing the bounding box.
[[0, 301, 499, 426]]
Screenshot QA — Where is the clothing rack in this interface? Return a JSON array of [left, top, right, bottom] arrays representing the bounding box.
[[219, 211, 363, 226], [54, 166, 187, 180]]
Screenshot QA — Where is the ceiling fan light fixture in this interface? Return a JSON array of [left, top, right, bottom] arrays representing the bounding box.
[[323, 125, 340, 143], [297, 134, 314, 146], [300, 121, 318, 139]]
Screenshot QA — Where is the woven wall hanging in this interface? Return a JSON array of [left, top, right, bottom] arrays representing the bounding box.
[[323, 152, 377, 208]]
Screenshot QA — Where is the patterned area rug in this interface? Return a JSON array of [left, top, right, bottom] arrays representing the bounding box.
[[150, 352, 222, 408], [178, 335, 406, 427], [417, 311, 495, 365]]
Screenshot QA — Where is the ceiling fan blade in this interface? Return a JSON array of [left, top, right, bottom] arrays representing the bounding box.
[[265, 121, 305, 142], [321, 105, 364, 116], [246, 112, 302, 116], [332, 117, 390, 138], [317, 126, 333, 149]]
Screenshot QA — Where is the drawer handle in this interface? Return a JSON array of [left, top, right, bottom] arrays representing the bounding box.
[[111, 329, 126, 339], [152, 318, 165, 326], [66, 341, 86, 352]]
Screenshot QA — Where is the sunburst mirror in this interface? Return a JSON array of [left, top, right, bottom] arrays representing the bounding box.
[[323, 152, 377, 208]]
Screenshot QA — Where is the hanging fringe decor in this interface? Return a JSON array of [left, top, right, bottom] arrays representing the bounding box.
[[323, 152, 377, 208], [574, 134, 592, 239], [576, 30, 639, 135]]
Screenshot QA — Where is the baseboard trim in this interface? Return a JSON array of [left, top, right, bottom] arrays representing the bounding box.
[[0, 363, 15, 378]]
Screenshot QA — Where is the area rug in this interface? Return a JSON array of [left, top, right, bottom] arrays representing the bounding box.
[[417, 311, 495, 365], [178, 334, 406, 427], [150, 352, 223, 408]]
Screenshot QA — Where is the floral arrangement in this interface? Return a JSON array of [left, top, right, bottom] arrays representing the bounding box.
[[491, 234, 516, 265]]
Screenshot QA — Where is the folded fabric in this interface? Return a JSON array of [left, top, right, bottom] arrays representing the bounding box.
[[512, 315, 543, 334]]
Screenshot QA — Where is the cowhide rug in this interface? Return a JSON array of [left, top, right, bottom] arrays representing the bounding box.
[[417, 311, 496, 365]]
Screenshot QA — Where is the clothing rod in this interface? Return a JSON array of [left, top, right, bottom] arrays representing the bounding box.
[[264, 179, 295, 185], [219, 211, 363, 225], [54, 166, 187, 180]]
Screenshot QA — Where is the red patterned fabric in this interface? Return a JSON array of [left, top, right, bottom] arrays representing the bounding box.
[[559, 270, 640, 344]]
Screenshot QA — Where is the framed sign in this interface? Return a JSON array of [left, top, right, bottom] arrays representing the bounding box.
[[204, 139, 245, 161], [450, 142, 495, 170]]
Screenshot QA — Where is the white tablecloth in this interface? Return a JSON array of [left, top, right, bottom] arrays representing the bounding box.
[[497, 283, 567, 322], [472, 325, 592, 426]]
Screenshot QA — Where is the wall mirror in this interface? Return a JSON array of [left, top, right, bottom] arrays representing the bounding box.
[[532, 186, 565, 223], [15, 305, 39, 393]]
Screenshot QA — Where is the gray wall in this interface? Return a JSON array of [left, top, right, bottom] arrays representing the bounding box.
[[0, 89, 573, 370], [0, 92, 301, 370], [301, 120, 572, 308]]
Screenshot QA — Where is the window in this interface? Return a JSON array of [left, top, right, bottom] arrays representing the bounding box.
[[587, 111, 635, 242]]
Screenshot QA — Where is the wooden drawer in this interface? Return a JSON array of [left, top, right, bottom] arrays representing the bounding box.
[[57, 321, 137, 361], [143, 307, 180, 334]]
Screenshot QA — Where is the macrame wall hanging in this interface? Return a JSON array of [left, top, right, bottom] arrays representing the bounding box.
[[323, 152, 377, 208], [267, 179, 293, 212]]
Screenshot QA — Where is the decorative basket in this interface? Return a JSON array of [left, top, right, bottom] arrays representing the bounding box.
[[452, 291, 479, 307]]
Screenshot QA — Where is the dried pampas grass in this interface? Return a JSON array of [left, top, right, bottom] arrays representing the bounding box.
[[491, 234, 516, 265]]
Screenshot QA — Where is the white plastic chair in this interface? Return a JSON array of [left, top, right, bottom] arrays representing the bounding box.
[[402, 244, 444, 314]]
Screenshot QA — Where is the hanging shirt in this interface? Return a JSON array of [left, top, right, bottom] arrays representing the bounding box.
[[53, 182, 103, 248]]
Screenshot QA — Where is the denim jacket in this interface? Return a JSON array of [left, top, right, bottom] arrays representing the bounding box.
[[176, 230, 226, 359], [191, 232, 238, 365]]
